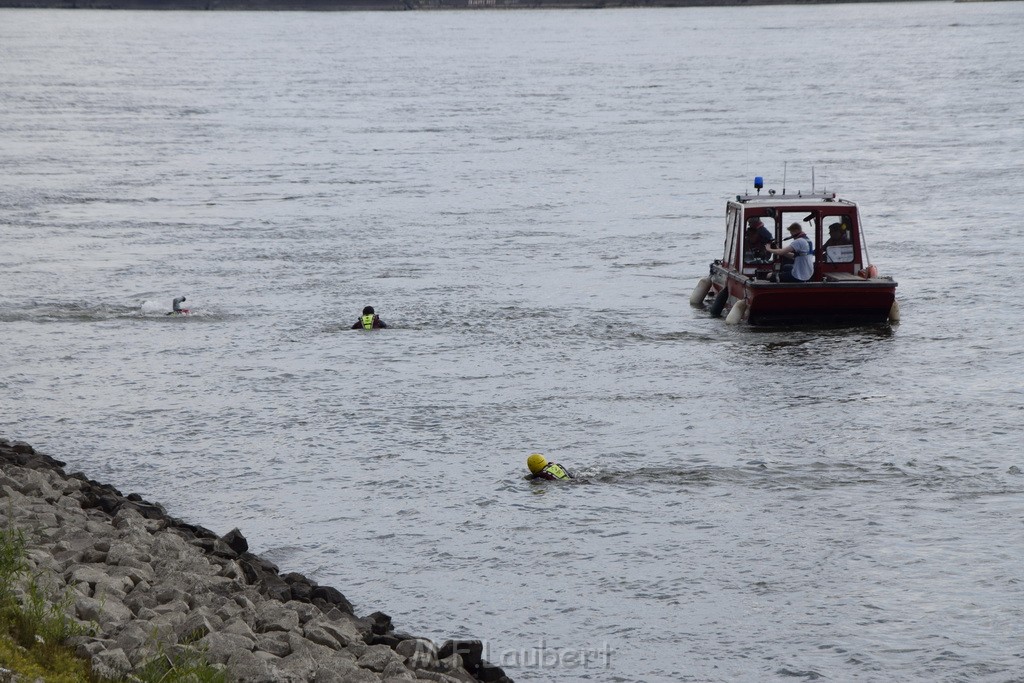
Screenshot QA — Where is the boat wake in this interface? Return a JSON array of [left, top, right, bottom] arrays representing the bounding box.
[[0, 300, 221, 322]]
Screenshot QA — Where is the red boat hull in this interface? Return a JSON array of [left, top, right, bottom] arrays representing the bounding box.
[[711, 266, 896, 325]]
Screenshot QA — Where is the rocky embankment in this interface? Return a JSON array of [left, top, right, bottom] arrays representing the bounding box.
[[0, 438, 512, 683]]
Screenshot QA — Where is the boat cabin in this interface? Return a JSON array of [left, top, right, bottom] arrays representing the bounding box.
[[723, 192, 870, 283], [692, 187, 898, 325]]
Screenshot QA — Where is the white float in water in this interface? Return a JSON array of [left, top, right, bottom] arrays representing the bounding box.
[[889, 300, 901, 322], [689, 277, 712, 307], [725, 300, 747, 325]]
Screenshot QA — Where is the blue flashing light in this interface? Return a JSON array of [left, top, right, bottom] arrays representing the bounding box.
[[754, 176, 764, 190]]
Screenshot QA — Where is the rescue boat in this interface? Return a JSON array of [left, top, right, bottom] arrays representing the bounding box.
[[690, 179, 899, 325]]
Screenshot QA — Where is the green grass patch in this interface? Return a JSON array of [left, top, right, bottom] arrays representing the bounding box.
[[0, 524, 92, 680], [0, 522, 224, 682]]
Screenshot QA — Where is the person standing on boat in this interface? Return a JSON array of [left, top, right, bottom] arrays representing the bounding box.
[[525, 453, 573, 481], [766, 223, 814, 282], [352, 305, 387, 330]]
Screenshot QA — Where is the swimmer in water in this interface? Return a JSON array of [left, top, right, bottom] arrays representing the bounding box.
[[166, 296, 188, 315], [352, 305, 387, 329], [525, 453, 573, 481]]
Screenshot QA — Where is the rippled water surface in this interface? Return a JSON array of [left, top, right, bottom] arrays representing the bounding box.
[[2, 3, 1024, 681]]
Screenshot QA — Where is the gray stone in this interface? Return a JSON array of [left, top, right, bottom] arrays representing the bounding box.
[[91, 647, 132, 679], [276, 650, 319, 682], [311, 584, 354, 613], [108, 540, 152, 565], [95, 574, 135, 600], [255, 631, 292, 658], [357, 644, 402, 672], [25, 548, 62, 574], [287, 631, 343, 663], [284, 598, 321, 625], [314, 658, 381, 683], [151, 532, 190, 559], [153, 598, 191, 616], [256, 602, 301, 633], [437, 653, 464, 673], [214, 598, 244, 623], [233, 592, 258, 613], [29, 511, 60, 529], [69, 636, 114, 659], [111, 507, 148, 532], [80, 548, 108, 564], [84, 519, 110, 534], [56, 493, 85, 511], [149, 610, 187, 634], [222, 616, 257, 640], [220, 559, 246, 581], [438, 640, 482, 672], [111, 562, 155, 586], [54, 535, 96, 556], [396, 638, 438, 670], [177, 608, 223, 643], [309, 615, 365, 648], [75, 594, 133, 628], [154, 585, 190, 606], [220, 528, 249, 555], [305, 623, 346, 651], [227, 649, 277, 683], [17, 469, 57, 500], [135, 606, 159, 620], [382, 659, 417, 680], [113, 620, 151, 653], [199, 631, 257, 666]]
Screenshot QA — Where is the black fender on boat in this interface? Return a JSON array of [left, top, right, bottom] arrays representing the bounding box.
[[708, 288, 729, 317]]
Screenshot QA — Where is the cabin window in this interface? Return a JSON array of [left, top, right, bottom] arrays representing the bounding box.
[[741, 213, 773, 266], [724, 207, 743, 265], [821, 214, 854, 264]]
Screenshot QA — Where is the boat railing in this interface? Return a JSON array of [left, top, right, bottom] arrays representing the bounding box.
[[735, 192, 839, 204]]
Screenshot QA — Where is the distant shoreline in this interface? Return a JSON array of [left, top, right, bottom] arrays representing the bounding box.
[[0, 0, 963, 10]]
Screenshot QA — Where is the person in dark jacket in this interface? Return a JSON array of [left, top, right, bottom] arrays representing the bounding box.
[[822, 222, 852, 248], [525, 453, 573, 481], [352, 305, 387, 330], [166, 296, 188, 315]]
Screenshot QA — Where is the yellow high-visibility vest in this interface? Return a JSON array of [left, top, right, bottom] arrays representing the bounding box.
[[361, 314, 375, 330], [542, 463, 570, 480]]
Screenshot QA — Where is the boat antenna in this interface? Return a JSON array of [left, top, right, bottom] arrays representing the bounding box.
[[782, 162, 787, 195], [812, 166, 815, 193]]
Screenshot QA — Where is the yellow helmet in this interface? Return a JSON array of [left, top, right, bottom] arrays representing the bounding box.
[[527, 453, 548, 474]]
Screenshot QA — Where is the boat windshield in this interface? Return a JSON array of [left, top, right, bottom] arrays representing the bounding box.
[[821, 214, 855, 263]]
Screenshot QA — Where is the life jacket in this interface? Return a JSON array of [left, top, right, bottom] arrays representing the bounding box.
[[541, 463, 571, 480], [360, 314, 376, 330]]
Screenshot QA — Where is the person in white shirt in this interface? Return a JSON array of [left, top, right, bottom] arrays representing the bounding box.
[[766, 223, 814, 282]]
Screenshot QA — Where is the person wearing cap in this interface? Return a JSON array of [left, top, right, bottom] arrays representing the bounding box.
[[525, 453, 573, 481], [744, 217, 775, 261], [823, 222, 851, 248], [765, 223, 814, 282], [352, 305, 387, 330]]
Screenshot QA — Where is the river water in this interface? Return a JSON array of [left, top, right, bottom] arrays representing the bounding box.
[[2, 3, 1023, 681]]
